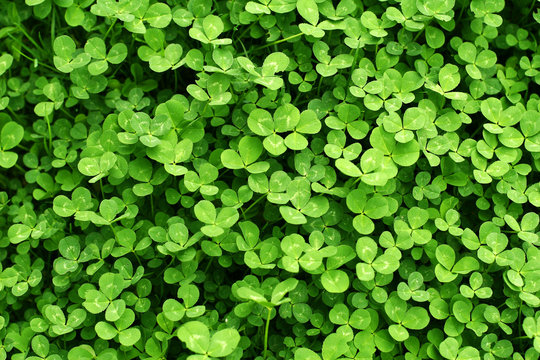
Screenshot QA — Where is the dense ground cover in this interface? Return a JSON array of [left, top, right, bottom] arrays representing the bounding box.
[[0, 0, 539, 359]]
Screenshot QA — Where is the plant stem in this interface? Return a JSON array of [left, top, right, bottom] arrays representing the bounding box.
[[347, 45, 361, 91], [109, 224, 117, 239], [99, 179, 105, 200], [103, 18, 117, 41], [238, 38, 249, 57], [16, 23, 45, 54], [251, 33, 302, 53], [413, 28, 424, 43], [458, 0, 467, 20], [204, 257, 214, 273], [51, 6, 56, 50], [45, 114, 53, 152], [10, 46, 58, 72], [14, 163, 25, 173], [242, 193, 268, 219], [60, 107, 75, 120], [263, 307, 272, 359], [316, 75, 323, 96], [518, 299, 523, 348], [470, 124, 484, 138], [234, 19, 258, 44], [526, 0, 538, 17], [7, 33, 41, 63]]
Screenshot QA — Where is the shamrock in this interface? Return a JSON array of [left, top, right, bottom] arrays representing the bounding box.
[[83, 272, 128, 321], [0, 122, 24, 168]]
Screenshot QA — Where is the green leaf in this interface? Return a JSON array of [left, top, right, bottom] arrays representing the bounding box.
[[202, 15, 224, 40], [194, 200, 216, 224], [297, 0, 319, 25], [8, 224, 32, 244], [248, 109, 274, 136], [1, 122, 24, 150], [0, 53, 13, 75], [295, 348, 322, 360], [54, 35, 76, 58], [221, 149, 244, 169], [83, 290, 109, 314], [439, 64, 460, 92], [178, 321, 210, 354], [322, 333, 348, 360], [336, 158, 361, 177], [85, 37, 107, 59], [99, 273, 125, 300], [425, 26, 445, 49], [436, 244, 455, 270], [239, 136, 263, 164], [208, 328, 240, 357], [108, 43, 128, 64], [95, 321, 117, 340], [118, 328, 141, 346], [321, 270, 349, 293], [439, 337, 459, 359], [163, 299, 185, 322], [271, 278, 299, 304], [280, 206, 307, 225], [145, 3, 172, 28], [402, 307, 430, 329], [274, 104, 300, 132]]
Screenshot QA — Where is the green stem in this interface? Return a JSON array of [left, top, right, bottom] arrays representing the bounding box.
[[60, 107, 75, 120], [99, 179, 105, 200], [518, 299, 523, 348], [458, 0, 467, 20], [526, 0, 538, 17], [234, 19, 258, 44], [316, 75, 323, 96], [242, 193, 268, 219], [16, 23, 45, 53], [413, 28, 425, 43], [351, 46, 361, 70], [250, 33, 302, 53], [103, 18, 118, 41], [7, 35, 40, 66], [10, 46, 57, 72], [352, 175, 363, 186], [238, 38, 249, 58], [6, 106, 21, 121], [133, 252, 143, 267], [109, 224, 117, 239], [8, 41, 37, 61], [260, 221, 271, 233], [45, 114, 52, 152], [204, 258, 214, 273], [470, 124, 484, 138], [263, 307, 272, 359], [14, 163, 25, 173], [347, 46, 361, 91], [51, 6, 56, 49]]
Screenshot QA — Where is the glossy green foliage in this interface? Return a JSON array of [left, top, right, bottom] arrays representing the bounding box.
[[0, 0, 539, 359]]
